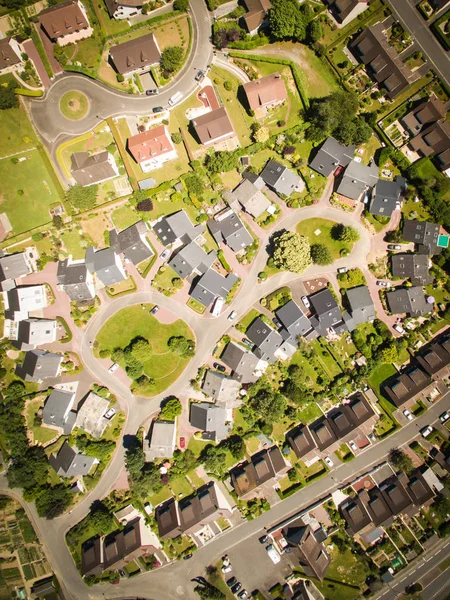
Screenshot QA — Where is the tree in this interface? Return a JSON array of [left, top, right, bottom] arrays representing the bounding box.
[[89, 502, 114, 533], [200, 444, 227, 476], [307, 19, 322, 43], [272, 231, 312, 274], [388, 448, 414, 474], [65, 184, 98, 211], [311, 243, 332, 265], [0, 81, 18, 110], [160, 46, 184, 73], [129, 337, 152, 362], [137, 199, 153, 212], [306, 91, 362, 144], [378, 343, 399, 364], [185, 174, 203, 197], [125, 442, 146, 480], [269, 0, 307, 41], [173, 0, 188, 10], [168, 336, 195, 357], [223, 435, 245, 460], [35, 485, 72, 519], [432, 494, 450, 522], [333, 224, 360, 243], [160, 397, 182, 421], [253, 127, 270, 143], [7, 446, 49, 492], [249, 389, 286, 424], [171, 132, 183, 144], [52, 215, 64, 229], [194, 582, 225, 599], [205, 151, 239, 173]]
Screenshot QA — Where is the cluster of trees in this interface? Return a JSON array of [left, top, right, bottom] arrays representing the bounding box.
[[311, 243, 332, 266], [269, 0, 320, 44], [109, 336, 152, 380], [160, 46, 184, 75], [65, 184, 98, 212], [167, 336, 195, 358], [332, 224, 360, 243], [0, 79, 18, 110], [205, 151, 239, 174], [159, 397, 182, 421], [407, 161, 450, 229], [213, 21, 245, 49], [271, 231, 312, 274], [72, 434, 116, 461], [125, 439, 163, 498]]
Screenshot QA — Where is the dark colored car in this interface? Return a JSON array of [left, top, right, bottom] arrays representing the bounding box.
[[150, 305, 159, 315], [231, 583, 242, 595], [242, 338, 253, 350], [152, 106, 164, 113], [227, 577, 237, 588], [146, 89, 159, 96], [259, 535, 269, 544], [213, 362, 226, 373], [182, 553, 193, 560], [195, 70, 205, 81]]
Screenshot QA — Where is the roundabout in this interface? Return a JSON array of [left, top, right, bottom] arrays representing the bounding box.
[[59, 90, 90, 120]]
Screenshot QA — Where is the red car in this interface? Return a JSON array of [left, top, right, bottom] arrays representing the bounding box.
[[179, 437, 186, 449]]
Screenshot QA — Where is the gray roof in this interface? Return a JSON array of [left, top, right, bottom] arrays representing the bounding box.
[[337, 160, 378, 200], [57, 259, 94, 301], [260, 160, 301, 197], [16, 350, 62, 382], [201, 370, 241, 408], [16, 318, 56, 349], [76, 391, 110, 439], [109, 220, 153, 265], [86, 246, 126, 286], [402, 220, 441, 255], [49, 441, 97, 478], [190, 269, 238, 307], [189, 402, 230, 442], [0, 252, 30, 284], [369, 177, 404, 217], [207, 211, 253, 253], [220, 341, 261, 383], [344, 286, 375, 330], [246, 317, 283, 362], [225, 179, 271, 219], [70, 151, 117, 187], [309, 136, 355, 176], [144, 420, 176, 460], [153, 210, 204, 246], [391, 254, 432, 286], [309, 288, 346, 334], [168, 241, 216, 279], [43, 389, 76, 433], [275, 300, 313, 340], [242, 170, 265, 189], [386, 286, 432, 317]]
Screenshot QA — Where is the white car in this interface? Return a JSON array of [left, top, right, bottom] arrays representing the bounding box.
[[104, 408, 116, 420], [222, 565, 232, 574], [108, 363, 120, 374], [266, 544, 280, 564], [160, 249, 170, 260], [349, 441, 357, 451], [403, 409, 413, 421], [301, 296, 310, 309], [420, 425, 433, 438], [228, 310, 237, 321], [324, 456, 334, 467], [376, 281, 390, 287], [393, 324, 405, 334], [439, 411, 450, 423]]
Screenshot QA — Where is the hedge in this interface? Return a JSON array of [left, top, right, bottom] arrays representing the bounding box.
[[15, 88, 43, 97], [229, 35, 269, 50], [56, 317, 73, 343]]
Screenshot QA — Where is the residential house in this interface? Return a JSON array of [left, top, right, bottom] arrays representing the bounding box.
[[343, 285, 376, 331], [242, 0, 271, 36], [4, 285, 47, 321], [369, 177, 405, 217], [404, 469, 434, 507], [43, 389, 77, 434], [246, 316, 284, 363], [109, 221, 154, 266], [323, 0, 368, 25], [391, 253, 432, 286], [410, 120, 450, 173], [308, 417, 338, 451], [276, 299, 316, 343], [70, 151, 119, 187], [0, 251, 32, 290], [242, 73, 287, 112], [230, 446, 287, 498], [127, 126, 177, 173], [178, 482, 233, 536], [109, 32, 160, 76], [344, 392, 375, 427], [350, 23, 414, 98], [431, 448, 450, 474], [309, 136, 355, 177], [0, 37, 22, 74], [201, 370, 241, 408], [308, 288, 347, 337], [143, 420, 177, 461], [104, 0, 147, 19], [189, 402, 230, 442], [155, 498, 181, 539], [379, 474, 413, 515], [86, 246, 127, 287], [168, 241, 216, 279], [386, 286, 432, 317], [339, 495, 372, 535], [282, 520, 330, 580], [190, 268, 238, 308], [224, 179, 271, 219], [220, 340, 263, 384], [242, 170, 265, 189], [260, 160, 301, 197], [76, 391, 110, 438], [153, 210, 204, 247], [15, 318, 57, 350], [359, 486, 393, 526], [207, 209, 253, 253], [402, 219, 441, 255], [39, 0, 93, 46], [383, 365, 432, 407], [416, 335, 450, 378], [286, 424, 317, 459], [336, 160, 378, 201], [401, 95, 447, 137], [49, 440, 98, 477], [57, 258, 95, 302], [30, 577, 56, 598], [16, 350, 62, 382], [191, 107, 235, 146], [327, 406, 355, 439]]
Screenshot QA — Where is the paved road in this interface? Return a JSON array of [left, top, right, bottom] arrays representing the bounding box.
[[385, 0, 450, 89], [29, 0, 214, 146], [423, 566, 450, 600]]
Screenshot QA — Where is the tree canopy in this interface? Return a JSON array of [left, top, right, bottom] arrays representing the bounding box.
[[160, 397, 182, 421], [173, 0, 188, 10], [160, 46, 184, 73], [311, 243, 332, 265], [0, 80, 18, 110], [272, 231, 312, 274], [65, 184, 98, 212], [205, 151, 239, 173], [200, 444, 227, 477], [269, 0, 308, 41], [249, 389, 287, 424], [388, 448, 414, 475]]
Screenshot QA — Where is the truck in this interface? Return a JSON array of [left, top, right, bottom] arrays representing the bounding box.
[[211, 296, 225, 317], [168, 91, 183, 106], [266, 544, 280, 564]]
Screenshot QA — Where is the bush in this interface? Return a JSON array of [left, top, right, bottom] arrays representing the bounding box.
[[171, 132, 183, 144], [224, 80, 232, 91], [99, 349, 110, 359], [32, 232, 44, 242], [137, 199, 153, 212], [161, 46, 184, 73], [116, 74, 124, 82], [311, 243, 332, 265], [173, 0, 188, 10]]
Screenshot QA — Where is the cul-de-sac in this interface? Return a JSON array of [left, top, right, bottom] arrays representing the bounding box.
[[0, 0, 450, 599]]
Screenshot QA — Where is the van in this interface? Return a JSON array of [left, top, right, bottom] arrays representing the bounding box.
[[168, 91, 183, 106], [211, 296, 225, 317], [266, 544, 280, 564]]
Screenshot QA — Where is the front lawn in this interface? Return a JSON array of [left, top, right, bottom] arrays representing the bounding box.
[[236, 308, 260, 332], [297, 218, 354, 261], [368, 363, 397, 403], [111, 205, 139, 230]]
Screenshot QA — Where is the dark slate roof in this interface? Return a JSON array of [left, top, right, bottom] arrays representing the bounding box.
[[360, 488, 393, 526], [102, 518, 143, 570], [179, 482, 222, 533], [220, 341, 260, 383], [81, 537, 103, 576], [0, 252, 30, 282], [369, 177, 403, 217], [260, 160, 301, 197], [309, 417, 337, 451], [340, 496, 372, 534], [391, 253, 432, 286], [231, 446, 286, 497], [282, 520, 330, 581], [402, 220, 441, 255], [416, 338, 450, 376], [276, 300, 312, 340], [168, 241, 216, 279], [49, 441, 97, 477], [344, 393, 374, 426], [153, 210, 204, 246], [405, 470, 434, 506], [379, 474, 413, 515], [383, 365, 432, 407], [386, 286, 432, 317], [16, 350, 62, 382], [207, 211, 253, 253], [327, 407, 354, 439], [286, 424, 316, 459], [43, 389, 75, 430], [337, 160, 378, 200], [70, 151, 117, 186], [309, 136, 355, 176], [155, 499, 181, 538], [109, 220, 153, 265], [190, 269, 238, 307], [308, 288, 346, 335], [30, 577, 55, 596], [189, 402, 229, 442], [246, 317, 283, 362]]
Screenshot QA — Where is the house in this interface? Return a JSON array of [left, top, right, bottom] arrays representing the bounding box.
[[242, 170, 265, 189], [309, 136, 355, 177], [340, 495, 372, 535], [70, 151, 119, 187], [379, 474, 413, 515], [431, 449, 450, 474], [178, 482, 233, 536], [350, 23, 414, 98], [76, 391, 110, 438], [242, 0, 271, 36], [81, 537, 103, 576], [49, 440, 98, 478], [308, 288, 347, 337], [30, 577, 56, 598], [220, 340, 263, 384], [86, 246, 127, 287], [155, 499, 182, 539], [386, 286, 432, 317], [0, 37, 23, 74], [242, 73, 287, 112], [327, 406, 355, 439], [43, 389, 77, 434], [409, 120, 450, 173], [15, 318, 57, 350], [323, 0, 368, 26], [201, 370, 241, 408], [168, 241, 216, 279], [224, 179, 271, 219], [207, 209, 253, 253], [343, 285, 376, 331], [109, 32, 160, 76], [282, 520, 330, 580], [143, 420, 177, 461], [383, 365, 432, 407], [404, 469, 434, 507], [401, 95, 447, 137], [39, 0, 93, 46], [153, 210, 204, 247], [230, 446, 287, 498], [415, 335, 450, 377], [308, 417, 337, 451], [359, 487, 393, 526], [5, 285, 47, 321], [191, 107, 235, 146], [127, 126, 177, 173], [402, 219, 441, 255], [369, 177, 405, 217], [260, 160, 301, 197], [57, 258, 96, 302], [336, 160, 378, 201], [286, 424, 317, 459], [344, 392, 375, 426], [0, 251, 32, 290], [109, 221, 154, 266], [16, 350, 62, 382], [246, 317, 284, 363], [190, 268, 238, 308], [189, 402, 230, 442], [104, 0, 146, 19], [391, 254, 432, 286], [276, 300, 316, 342]]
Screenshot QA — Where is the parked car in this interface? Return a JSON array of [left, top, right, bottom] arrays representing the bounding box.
[[160, 249, 170, 260], [376, 281, 390, 287], [259, 535, 269, 544], [301, 295, 310, 309], [179, 436, 185, 449], [152, 106, 164, 113], [104, 408, 116, 420], [349, 440, 357, 451], [228, 310, 237, 321], [242, 338, 253, 349], [393, 324, 405, 334], [273, 317, 281, 328], [118, 569, 126, 577], [284, 547, 292, 553], [266, 544, 280, 564], [150, 305, 159, 315], [195, 70, 206, 82], [324, 456, 334, 467], [388, 244, 402, 251], [222, 565, 232, 574], [146, 89, 159, 96], [420, 425, 433, 438], [403, 409, 413, 421], [227, 577, 237, 588], [213, 362, 226, 373], [238, 591, 248, 600], [182, 553, 193, 560], [231, 583, 242, 595], [108, 363, 120, 374], [439, 411, 450, 423], [337, 267, 348, 274]]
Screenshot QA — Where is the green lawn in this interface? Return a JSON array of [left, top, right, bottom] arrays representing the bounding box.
[[0, 103, 37, 157], [368, 363, 397, 402], [95, 304, 194, 396], [169, 477, 194, 498], [297, 218, 353, 261], [187, 297, 206, 314], [297, 402, 323, 425], [111, 205, 139, 230], [311, 339, 343, 379], [59, 91, 89, 120], [237, 308, 260, 332], [152, 265, 182, 296], [60, 230, 86, 259], [26, 400, 57, 445], [289, 350, 322, 392], [187, 435, 211, 457], [187, 469, 206, 489], [147, 486, 172, 507]]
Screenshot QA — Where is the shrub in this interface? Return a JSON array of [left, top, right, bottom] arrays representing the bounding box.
[[171, 132, 183, 144], [116, 74, 124, 82], [224, 80, 232, 91], [32, 232, 44, 242], [137, 199, 153, 212]]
